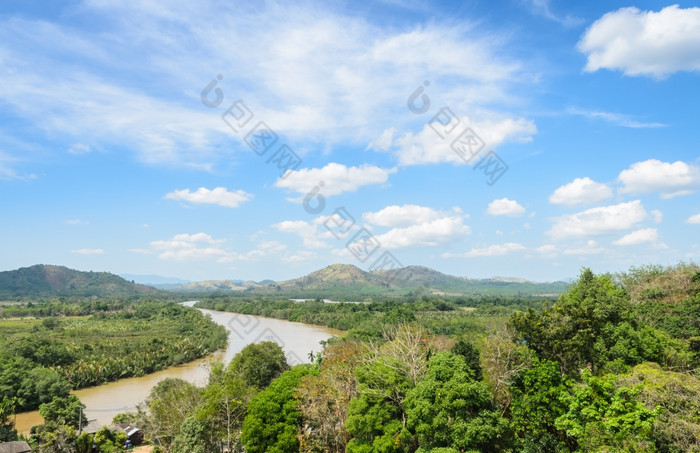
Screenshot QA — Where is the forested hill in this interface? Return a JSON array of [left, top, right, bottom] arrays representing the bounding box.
[[247, 263, 568, 298], [0, 264, 161, 298]]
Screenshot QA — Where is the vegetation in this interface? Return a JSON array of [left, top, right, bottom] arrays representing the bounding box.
[[4, 262, 700, 452], [0, 301, 227, 411], [0, 264, 162, 299]]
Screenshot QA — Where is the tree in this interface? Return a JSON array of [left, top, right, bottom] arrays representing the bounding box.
[[404, 352, 513, 452], [229, 341, 290, 389], [451, 338, 483, 380], [555, 370, 659, 452], [241, 365, 317, 453], [39, 395, 87, 430], [146, 378, 201, 452], [297, 341, 365, 453], [0, 397, 19, 442], [197, 361, 255, 452], [511, 268, 663, 375], [509, 358, 572, 452], [344, 326, 437, 453], [172, 415, 219, 453]]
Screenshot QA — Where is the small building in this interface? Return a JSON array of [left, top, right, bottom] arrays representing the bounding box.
[[111, 424, 144, 445], [0, 441, 32, 453]]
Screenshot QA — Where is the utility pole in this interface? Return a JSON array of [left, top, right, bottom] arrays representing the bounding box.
[[79, 407, 83, 435]]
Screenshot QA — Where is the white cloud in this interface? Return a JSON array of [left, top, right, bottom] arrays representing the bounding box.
[[367, 128, 396, 152], [68, 143, 91, 155], [272, 220, 330, 249], [562, 240, 606, 255], [64, 219, 89, 225], [71, 248, 104, 255], [274, 163, 395, 197], [0, 3, 536, 170], [392, 116, 536, 166], [487, 198, 526, 217], [164, 187, 253, 208], [548, 200, 647, 239], [618, 159, 700, 198], [535, 244, 559, 258], [578, 5, 700, 78], [549, 177, 613, 206], [687, 213, 700, 224], [524, 0, 582, 27], [566, 107, 665, 129], [370, 216, 471, 249], [150, 233, 228, 261], [613, 228, 659, 246], [651, 210, 663, 224], [363, 204, 446, 227], [443, 242, 525, 258]]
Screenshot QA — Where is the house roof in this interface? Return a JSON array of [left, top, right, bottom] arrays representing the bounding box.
[[0, 441, 32, 453]]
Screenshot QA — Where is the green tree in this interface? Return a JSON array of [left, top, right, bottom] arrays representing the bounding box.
[[229, 341, 290, 390], [451, 338, 483, 380], [0, 397, 19, 442], [241, 365, 317, 453], [172, 415, 219, 453], [511, 268, 663, 375], [146, 378, 201, 452], [509, 358, 572, 452], [404, 352, 513, 452], [197, 361, 255, 452], [555, 370, 659, 452], [93, 426, 128, 453], [39, 395, 88, 430]]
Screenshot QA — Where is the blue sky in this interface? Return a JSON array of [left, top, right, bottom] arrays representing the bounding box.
[[1, 0, 699, 282]]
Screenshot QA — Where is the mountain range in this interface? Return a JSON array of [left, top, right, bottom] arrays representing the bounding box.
[[166, 264, 568, 298], [0, 264, 568, 299]]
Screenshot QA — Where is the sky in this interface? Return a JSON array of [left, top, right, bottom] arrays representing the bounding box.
[[1, 0, 699, 283]]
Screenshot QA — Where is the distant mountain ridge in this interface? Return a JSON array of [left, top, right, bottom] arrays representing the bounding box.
[[0, 265, 161, 298], [168, 263, 568, 298]]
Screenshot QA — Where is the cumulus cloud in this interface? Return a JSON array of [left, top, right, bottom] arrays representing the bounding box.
[[687, 213, 700, 224], [164, 187, 253, 208], [443, 242, 525, 258], [71, 248, 104, 255], [391, 116, 536, 166], [370, 217, 471, 249], [487, 198, 526, 217], [613, 228, 659, 246], [618, 159, 700, 198], [150, 233, 228, 261], [651, 210, 663, 224], [562, 240, 606, 255], [549, 177, 613, 206], [274, 163, 395, 197], [535, 244, 559, 258], [272, 220, 330, 249], [363, 204, 448, 227], [548, 200, 647, 239], [578, 5, 700, 78]]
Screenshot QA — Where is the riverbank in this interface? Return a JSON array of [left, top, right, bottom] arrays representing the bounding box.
[[15, 306, 342, 434]]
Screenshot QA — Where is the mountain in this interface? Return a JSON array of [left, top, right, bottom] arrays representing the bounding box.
[[169, 279, 267, 293], [199, 264, 568, 299], [119, 273, 191, 286], [0, 265, 161, 298]]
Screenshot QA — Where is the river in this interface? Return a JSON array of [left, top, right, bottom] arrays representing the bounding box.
[[15, 304, 342, 434]]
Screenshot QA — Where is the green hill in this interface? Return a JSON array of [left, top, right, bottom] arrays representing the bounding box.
[[238, 264, 568, 299], [0, 264, 162, 298]]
